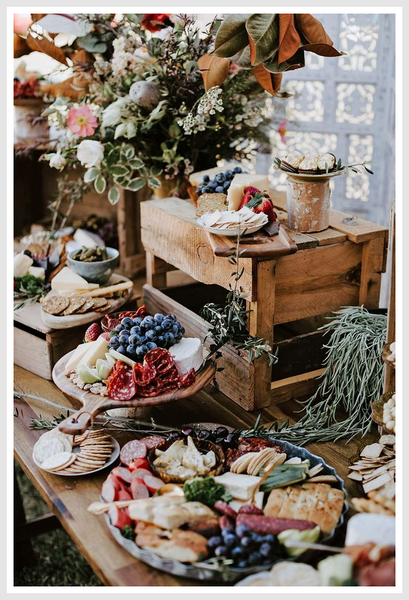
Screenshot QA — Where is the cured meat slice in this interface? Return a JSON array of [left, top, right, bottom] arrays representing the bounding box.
[[144, 348, 174, 374], [120, 440, 147, 466], [178, 368, 196, 388], [133, 362, 156, 387], [107, 362, 136, 401], [138, 436, 165, 450]]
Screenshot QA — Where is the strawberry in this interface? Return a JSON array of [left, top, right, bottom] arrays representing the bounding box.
[[84, 322, 101, 342], [239, 186, 277, 222]]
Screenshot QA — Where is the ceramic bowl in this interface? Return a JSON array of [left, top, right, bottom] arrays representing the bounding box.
[[147, 437, 224, 484], [67, 247, 119, 285]]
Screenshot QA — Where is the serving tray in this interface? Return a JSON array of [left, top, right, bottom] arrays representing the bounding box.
[[41, 273, 134, 330], [205, 224, 298, 258], [53, 350, 216, 435], [103, 434, 348, 584]]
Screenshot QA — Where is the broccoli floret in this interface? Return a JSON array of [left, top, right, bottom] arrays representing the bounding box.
[[183, 477, 232, 507]]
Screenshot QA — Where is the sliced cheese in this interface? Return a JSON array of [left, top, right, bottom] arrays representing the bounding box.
[[65, 342, 95, 374], [229, 491, 265, 511], [169, 338, 203, 374], [77, 337, 108, 368], [28, 266, 45, 280], [226, 174, 271, 211], [51, 267, 99, 292], [214, 472, 261, 501]]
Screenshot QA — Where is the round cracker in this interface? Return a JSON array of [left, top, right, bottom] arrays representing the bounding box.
[[42, 296, 70, 315], [34, 437, 65, 464], [91, 298, 109, 309], [76, 297, 95, 314], [41, 429, 73, 452], [94, 302, 111, 313], [41, 451, 75, 471], [231, 452, 258, 474], [63, 296, 87, 316]]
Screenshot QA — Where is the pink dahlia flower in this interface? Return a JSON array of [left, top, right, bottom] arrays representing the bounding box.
[[67, 105, 98, 137]]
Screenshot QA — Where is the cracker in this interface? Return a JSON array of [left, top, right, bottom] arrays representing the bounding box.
[[42, 296, 70, 315], [91, 298, 109, 310], [63, 296, 87, 315], [34, 437, 65, 464], [94, 302, 111, 313], [75, 298, 95, 314], [42, 452, 76, 471], [231, 452, 258, 474], [42, 429, 73, 450]]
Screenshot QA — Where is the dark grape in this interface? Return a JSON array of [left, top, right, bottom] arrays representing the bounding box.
[[132, 317, 142, 326], [214, 546, 228, 557], [180, 326, 185, 335], [156, 335, 165, 347], [234, 166, 242, 173], [231, 546, 245, 560], [129, 334, 139, 346], [146, 341, 157, 350], [181, 426, 195, 437], [235, 524, 250, 538], [121, 317, 133, 328], [215, 436, 225, 445], [236, 559, 248, 569], [248, 551, 262, 566], [198, 429, 210, 440], [168, 430, 180, 439], [146, 330, 156, 341], [203, 175, 210, 183], [142, 316, 155, 329], [154, 313, 164, 323], [130, 326, 140, 335], [241, 536, 254, 549], [110, 335, 119, 345], [225, 433, 236, 445], [264, 534, 275, 544], [162, 319, 172, 331], [215, 186, 224, 193], [141, 345, 148, 354], [135, 346, 145, 359], [115, 324, 123, 333], [222, 533, 237, 548], [126, 345, 136, 356], [164, 332, 175, 345], [155, 325, 163, 335], [117, 345, 125, 354], [259, 543, 273, 557], [207, 536, 223, 549], [215, 426, 229, 437]]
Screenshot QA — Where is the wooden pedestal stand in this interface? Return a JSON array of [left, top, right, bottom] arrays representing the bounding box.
[[140, 194, 388, 411]]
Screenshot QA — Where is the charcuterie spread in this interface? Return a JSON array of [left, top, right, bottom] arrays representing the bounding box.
[[63, 306, 204, 400], [87, 424, 349, 582]]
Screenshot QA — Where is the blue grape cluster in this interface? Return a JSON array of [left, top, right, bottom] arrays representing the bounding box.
[[107, 313, 185, 361], [196, 167, 244, 196], [207, 524, 277, 569]]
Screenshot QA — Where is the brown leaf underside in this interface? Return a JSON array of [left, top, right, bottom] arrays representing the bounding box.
[[26, 32, 68, 65], [198, 54, 231, 91], [253, 63, 282, 95], [278, 14, 301, 65]]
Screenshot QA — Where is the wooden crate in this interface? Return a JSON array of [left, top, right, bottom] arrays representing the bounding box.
[[14, 303, 86, 380], [141, 193, 389, 411]]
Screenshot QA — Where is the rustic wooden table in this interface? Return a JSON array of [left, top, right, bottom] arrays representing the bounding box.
[[14, 364, 378, 587]]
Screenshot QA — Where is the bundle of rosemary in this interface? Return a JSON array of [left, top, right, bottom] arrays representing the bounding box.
[[250, 307, 387, 446]]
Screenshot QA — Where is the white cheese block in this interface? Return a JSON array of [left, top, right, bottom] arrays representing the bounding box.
[[65, 342, 94, 373], [345, 514, 395, 547], [14, 253, 33, 278], [229, 492, 265, 511], [28, 266, 45, 280], [77, 337, 108, 368], [214, 472, 261, 501], [169, 338, 203, 374], [73, 228, 105, 248], [51, 267, 99, 292], [226, 174, 271, 211]]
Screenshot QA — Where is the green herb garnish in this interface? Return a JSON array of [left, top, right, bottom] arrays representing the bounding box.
[[121, 525, 135, 540], [14, 274, 50, 310], [183, 476, 232, 507]]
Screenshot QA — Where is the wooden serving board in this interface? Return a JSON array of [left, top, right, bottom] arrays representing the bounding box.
[[41, 273, 134, 330], [205, 224, 298, 258], [52, 351, 216, 435]]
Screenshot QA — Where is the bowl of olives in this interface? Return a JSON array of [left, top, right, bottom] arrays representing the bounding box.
[[67, 246, 119, 284]]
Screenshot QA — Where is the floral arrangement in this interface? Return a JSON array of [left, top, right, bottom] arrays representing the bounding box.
[[41, 13, 272, 203], [14, 76, 42, 100]]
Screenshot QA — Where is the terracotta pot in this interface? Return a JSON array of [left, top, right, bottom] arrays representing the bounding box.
[[286, 176, 331, 233]]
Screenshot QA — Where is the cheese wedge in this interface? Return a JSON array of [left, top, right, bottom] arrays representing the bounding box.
[[169, 338, 203, 374], [51, 267, 99, 292], [81, 280, 133, 297], [65, 342, 95, 373], [77, 337, 108, 368], [214, 472, 261, 501], [226, 174, 271, 211]]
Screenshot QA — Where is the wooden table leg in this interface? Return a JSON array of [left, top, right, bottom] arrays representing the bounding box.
[[247, 259, 277, 410], [145, 251, 177, 289], [14, 465, 36, 569]]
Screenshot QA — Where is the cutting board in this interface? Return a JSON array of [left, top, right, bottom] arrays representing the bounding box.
[[205, 224, 298, 258], [41, 273, 134, 330], [53, 351, 216, 435]]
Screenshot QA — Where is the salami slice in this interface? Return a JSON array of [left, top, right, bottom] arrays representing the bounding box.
[[107, 362, 136, 401], [144, 348, 174, 374], [178, 368, 196, 388], [133, 362, 156, 387], [120, 440, 147, 466], [138, 435, 165, 450]]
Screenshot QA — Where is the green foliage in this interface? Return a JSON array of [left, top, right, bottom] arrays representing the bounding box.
[[183, 477, 232, 507], [14, 275, 50, 310]]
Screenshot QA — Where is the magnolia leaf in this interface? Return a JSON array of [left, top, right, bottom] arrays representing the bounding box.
[[127, 178, 146, 192], [108, 186, 121, 205], [233, 45, 252, 69], [263, 48, 305, 73], [148, 177, 162, 189], [76, 33, 107, 53], [35, 14, 91, 36], [214, 14, 250, 58], [278, 14, 301, 64], [84, 167, 99, 183], [246, 13, 278, 66], [252, 64, 282, 95], [198, 54, 231, 90], [295, 14, 342, 56], [94, 175, 106, 194], [26, 32, 68, 65]]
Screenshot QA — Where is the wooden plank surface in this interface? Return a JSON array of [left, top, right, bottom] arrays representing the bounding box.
[[204, 226, 297, 258], [141, 198, 255, 300], [14, 364, 377, 586]]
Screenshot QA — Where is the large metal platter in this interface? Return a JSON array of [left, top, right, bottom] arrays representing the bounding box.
[[103, 433, 348, 584]]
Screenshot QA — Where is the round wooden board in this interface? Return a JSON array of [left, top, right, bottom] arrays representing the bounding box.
[[41, 273, 134, 330], [52, 350, 216, 434]]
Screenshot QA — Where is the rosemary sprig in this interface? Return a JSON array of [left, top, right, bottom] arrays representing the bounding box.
[[201, 224, 278, 366]]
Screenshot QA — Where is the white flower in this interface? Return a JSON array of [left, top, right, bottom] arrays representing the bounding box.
[[152, 26, 173, 41], [102, 97, 129, 128], [77, 140, 104, 168], [45, 152, 66, 171]]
